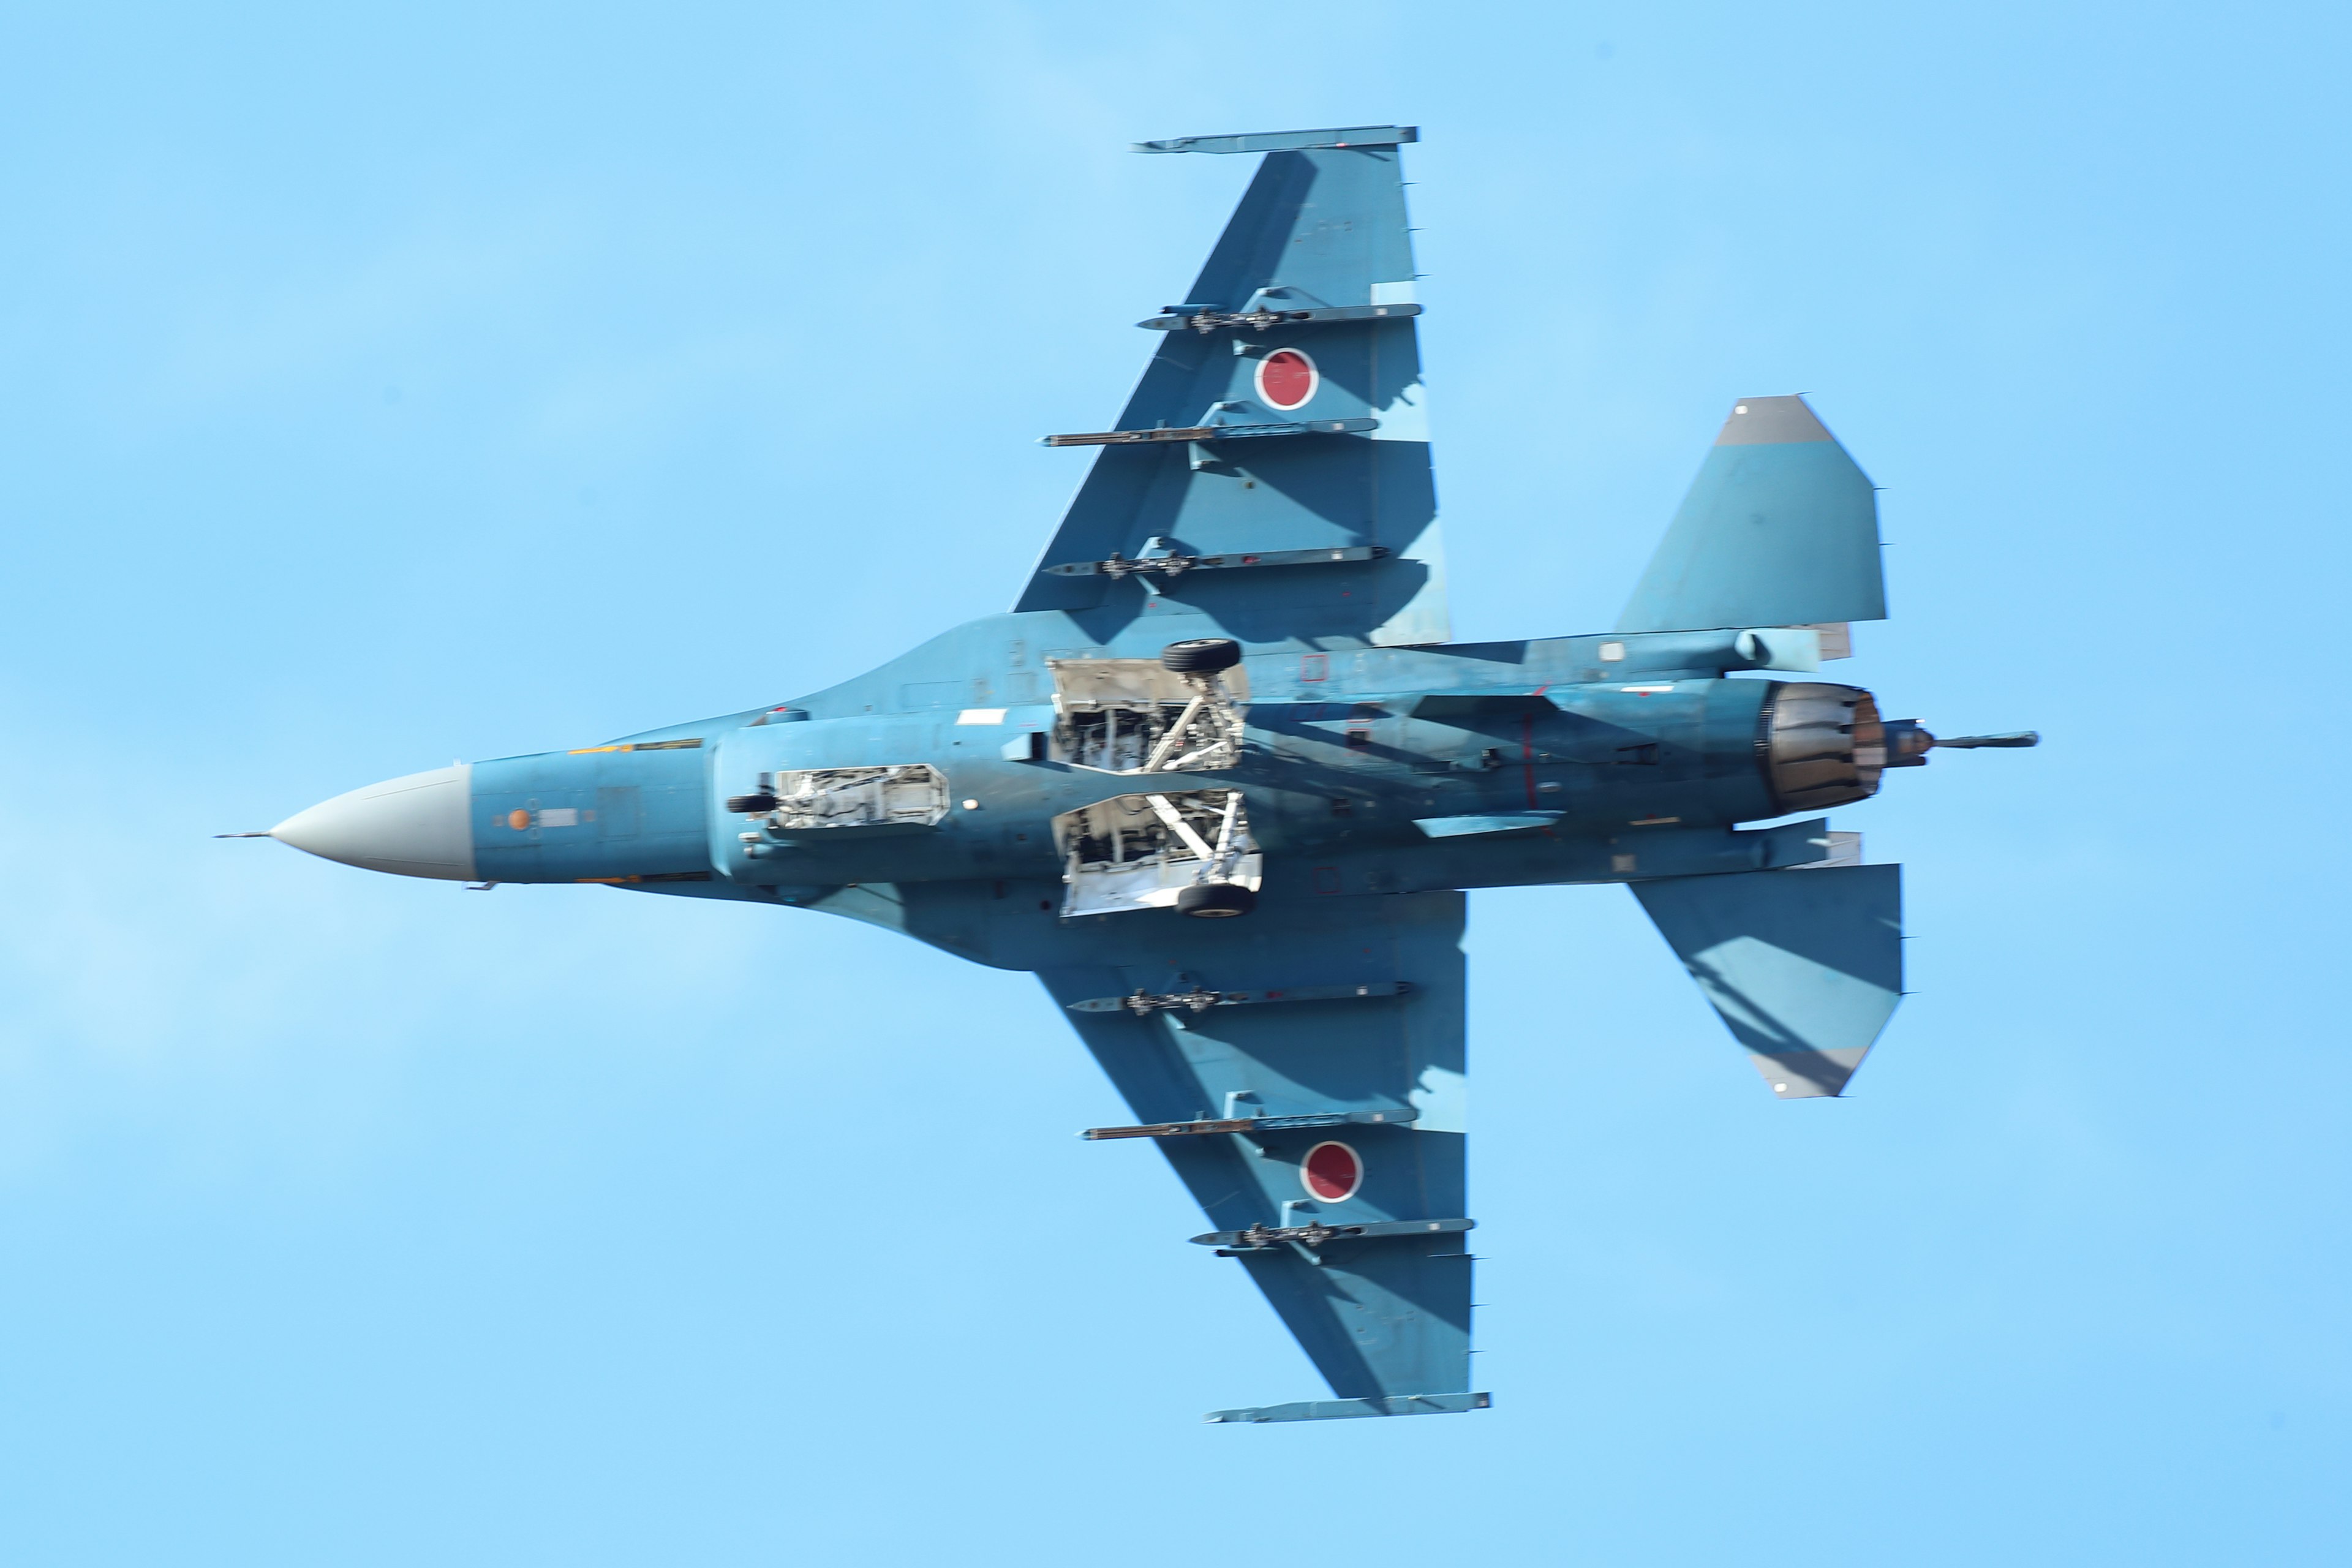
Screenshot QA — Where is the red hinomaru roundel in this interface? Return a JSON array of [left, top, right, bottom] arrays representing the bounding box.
[[1301, 1140, 1362, 1202], [1254, 347, 1318, 412]]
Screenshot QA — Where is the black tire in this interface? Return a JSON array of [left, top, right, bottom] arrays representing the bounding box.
[[1176, 881, 1256, 919], [1160, 637, 1242, 675], [725, 793, 778, 814]]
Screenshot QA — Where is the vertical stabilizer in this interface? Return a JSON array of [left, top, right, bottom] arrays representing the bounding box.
[[1618, 396, 1885, 635]]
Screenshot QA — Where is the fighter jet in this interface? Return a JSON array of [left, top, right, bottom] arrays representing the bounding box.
[[243, 126, 2034, 1424]]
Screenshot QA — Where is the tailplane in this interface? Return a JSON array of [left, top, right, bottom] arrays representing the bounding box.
[[1631, 862, 1903, 1098]]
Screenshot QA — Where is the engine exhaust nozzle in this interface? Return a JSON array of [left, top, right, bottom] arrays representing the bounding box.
[[1760, 683, 1884, 815]]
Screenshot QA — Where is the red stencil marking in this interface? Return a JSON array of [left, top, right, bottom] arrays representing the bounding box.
[[1302, 1141, 1363, 1202]]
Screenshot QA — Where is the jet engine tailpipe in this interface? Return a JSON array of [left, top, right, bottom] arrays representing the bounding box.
[[1759, 682, 1884, 815], [1759, 687, 2041, 813]]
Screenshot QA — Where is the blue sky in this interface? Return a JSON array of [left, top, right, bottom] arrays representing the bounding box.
[[4, 2, 2348, 1562]]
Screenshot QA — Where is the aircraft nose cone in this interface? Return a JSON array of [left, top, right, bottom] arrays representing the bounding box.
[[271, 764, 477, 881]]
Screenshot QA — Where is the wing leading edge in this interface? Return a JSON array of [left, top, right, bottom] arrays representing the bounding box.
[[1039, 886, 1480, 1422], [1017, 126, 1447, 650]]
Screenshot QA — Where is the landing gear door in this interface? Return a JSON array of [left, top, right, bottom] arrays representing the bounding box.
[[1047, 657, 1249, 775], [708, 716, 948, 881], [1052, 788, 1262, 918]]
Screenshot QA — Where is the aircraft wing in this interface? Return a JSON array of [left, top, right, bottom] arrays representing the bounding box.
[[1037, 885, 1481, 1423], [1016, 126, 1448, 650]]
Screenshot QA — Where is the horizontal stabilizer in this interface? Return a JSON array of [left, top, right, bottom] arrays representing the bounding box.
[[1631, 863, 1902, 1098], [1205, 1391, 1488, 1423], [1619, 396, 1886, 635]]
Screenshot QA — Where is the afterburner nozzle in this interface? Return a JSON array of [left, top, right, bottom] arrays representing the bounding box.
[[1760, 683, 1884, 814]]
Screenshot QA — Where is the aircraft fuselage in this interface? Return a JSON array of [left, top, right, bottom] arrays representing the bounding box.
[[276, 616, 1901, 959]]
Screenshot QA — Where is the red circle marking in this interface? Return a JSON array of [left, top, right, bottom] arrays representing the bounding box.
[[1256, 348, 1318, 411], [1302, 1140, 1362, 1202]]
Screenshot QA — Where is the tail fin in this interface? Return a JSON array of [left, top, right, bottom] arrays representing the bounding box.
[[1618, 396, 1885, 635], [1630, 863, 1903, 1098]]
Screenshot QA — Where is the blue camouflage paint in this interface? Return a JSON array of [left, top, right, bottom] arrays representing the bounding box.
[[1016, 139, 1446, 647], [472, 743, 709, 884], [1619, 394, 1887, 635], [1632, 864, 1904, 1098], [272, 127, 2038, 1424]]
